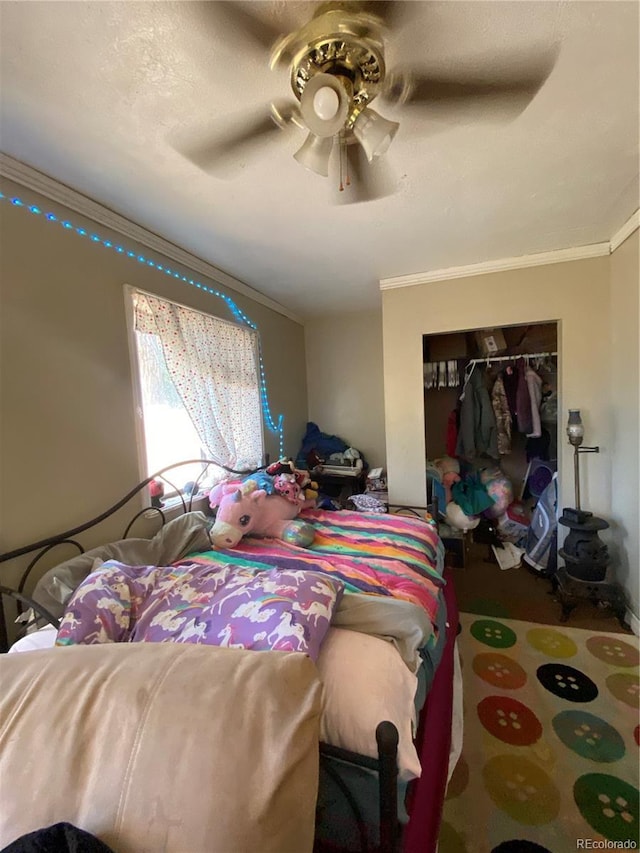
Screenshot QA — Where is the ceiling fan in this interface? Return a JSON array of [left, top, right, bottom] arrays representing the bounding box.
[[177, 1, 558, 202]]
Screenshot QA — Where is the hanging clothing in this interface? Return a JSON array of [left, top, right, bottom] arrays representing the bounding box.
[[455, 367, 499, 460], [526, 427, 551, 462], [446, 408, 459, 458], [515, 358, 533, 434], [502, 362, 519, 421], [525, 367, 543, 438], [491, 374, 512, 455], [540, 389, 558, 424]]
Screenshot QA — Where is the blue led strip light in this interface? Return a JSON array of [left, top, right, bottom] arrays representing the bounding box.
[[0, 191, 284, 457]]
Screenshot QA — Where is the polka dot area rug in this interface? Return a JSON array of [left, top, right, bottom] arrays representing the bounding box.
[[441, 614, 639, 853]]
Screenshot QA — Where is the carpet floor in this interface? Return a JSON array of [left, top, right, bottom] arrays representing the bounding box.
[[440, 613, 639, 853], [450, 543, 632, 633]]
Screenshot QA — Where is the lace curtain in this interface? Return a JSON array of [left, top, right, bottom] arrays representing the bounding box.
[[133, 290, 263, 471]]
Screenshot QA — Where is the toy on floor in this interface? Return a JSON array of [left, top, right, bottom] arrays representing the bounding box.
[[208, 465, 317, 549], [432, 456, 462, 503], [479, 467, 514, 518], [445, 500, 480, 532]]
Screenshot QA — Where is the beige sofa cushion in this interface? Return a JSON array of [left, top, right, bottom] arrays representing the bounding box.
[[0, 643, 322, 853]]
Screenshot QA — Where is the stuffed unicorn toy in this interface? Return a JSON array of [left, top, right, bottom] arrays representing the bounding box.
[[208, 479, 315, 549]]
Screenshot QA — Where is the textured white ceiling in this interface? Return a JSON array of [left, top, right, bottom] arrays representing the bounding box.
[[1, 1, 638, 318]]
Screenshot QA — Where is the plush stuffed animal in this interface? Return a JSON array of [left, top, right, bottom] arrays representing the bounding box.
[[433, 456, 462, 504], [266, 458, 319, 502], [272, 472, 302, 503], [208, 479, 315, 549], [266, 459, 296, 477], [293, 469, 319, 502]]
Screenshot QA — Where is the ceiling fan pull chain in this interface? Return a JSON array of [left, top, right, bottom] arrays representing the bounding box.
[[339, 134, 344, 192], [345, 139, 351, 188]]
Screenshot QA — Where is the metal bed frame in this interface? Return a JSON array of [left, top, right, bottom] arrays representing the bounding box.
[[0, 460, 445, 853]]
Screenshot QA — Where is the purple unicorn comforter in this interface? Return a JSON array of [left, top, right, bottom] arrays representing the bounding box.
[[56, 561, 344, 661]]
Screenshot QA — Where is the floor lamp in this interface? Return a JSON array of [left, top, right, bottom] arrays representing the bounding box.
[[566, 409, 599, 515]]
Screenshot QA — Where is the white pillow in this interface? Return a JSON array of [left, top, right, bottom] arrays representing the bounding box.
[[316, 627, 422, 781], [9, 624, 57, 653]]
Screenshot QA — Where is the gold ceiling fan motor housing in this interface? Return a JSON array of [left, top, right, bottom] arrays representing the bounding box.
[[270, 5, 387, 141]]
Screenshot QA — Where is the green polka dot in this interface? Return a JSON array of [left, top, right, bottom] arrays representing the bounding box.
[[574, 774, 639, 844], [552, 711, 626, 763], [527, 627, 577, 658], [471, 619, 517, 649]]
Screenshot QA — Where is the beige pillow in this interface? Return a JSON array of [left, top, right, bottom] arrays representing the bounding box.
[[0, 643, 322, 853], [316, 627, 422, 781]]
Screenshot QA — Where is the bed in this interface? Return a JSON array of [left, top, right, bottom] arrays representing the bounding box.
[[0, 461, 461, 853]]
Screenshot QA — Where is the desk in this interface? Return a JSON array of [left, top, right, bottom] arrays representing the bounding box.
[[313, 469, 367, 508]]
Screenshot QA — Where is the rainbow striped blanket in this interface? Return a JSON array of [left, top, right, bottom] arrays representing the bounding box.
[[179, 510, 444, 625]]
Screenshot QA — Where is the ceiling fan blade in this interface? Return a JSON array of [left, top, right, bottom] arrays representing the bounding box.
[[331, 141, 396, 205], [173, 102, 301, 177], [209, 1, 284, 54], [358, 1, 410, 29], [381, 48, 559, 118]]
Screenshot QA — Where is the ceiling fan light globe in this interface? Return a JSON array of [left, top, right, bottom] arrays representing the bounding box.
[[294, 132, 334, 177], [300, 72, 349, 137], [313, 87, 340, 121], [353, 108, 399, 162]]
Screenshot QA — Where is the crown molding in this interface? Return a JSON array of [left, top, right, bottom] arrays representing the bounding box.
[[0, 153, 304, 325], [610, 209, 640, 252], [379, 242, 611, 290]]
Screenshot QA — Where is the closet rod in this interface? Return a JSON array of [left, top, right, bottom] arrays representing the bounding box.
[[466, 351, 557, 366]]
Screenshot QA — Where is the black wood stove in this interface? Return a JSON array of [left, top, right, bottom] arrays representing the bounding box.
[[559, 507, 609, 581], [553, 410, 629, 628], [554, 507, 628, 627]]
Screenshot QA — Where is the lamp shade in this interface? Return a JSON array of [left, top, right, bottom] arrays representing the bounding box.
[[353, 108, 399, 162], [567, 409, 584, 446], [294, 132, 334, 177], [299, 73, 350, 138]]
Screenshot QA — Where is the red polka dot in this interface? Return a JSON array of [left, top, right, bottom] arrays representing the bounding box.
[[478, 695, 543, 746]]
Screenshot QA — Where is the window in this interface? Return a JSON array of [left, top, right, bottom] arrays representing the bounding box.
[[127, 288, 263, 490]]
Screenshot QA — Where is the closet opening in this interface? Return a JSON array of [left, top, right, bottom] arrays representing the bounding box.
[[423, 322, 558, 571]]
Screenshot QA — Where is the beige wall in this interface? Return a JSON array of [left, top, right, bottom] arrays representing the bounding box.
[[382, 257, 612, 511], [382, 251, 640, 619], [0, 179, 308, 589], [609, 229, 639, 622], [305, 311, 387, 469], [2, 172, 636, 621]]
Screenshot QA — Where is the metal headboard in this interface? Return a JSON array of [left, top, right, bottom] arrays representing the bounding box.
[[0, 459, 258, 651]]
